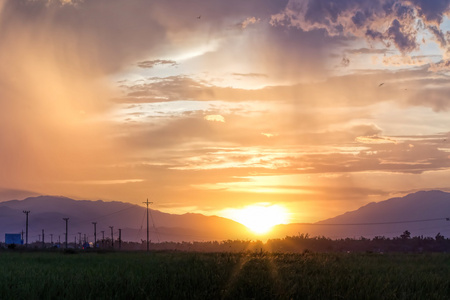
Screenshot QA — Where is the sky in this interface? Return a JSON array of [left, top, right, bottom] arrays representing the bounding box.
[[2, 0, 450, 225]]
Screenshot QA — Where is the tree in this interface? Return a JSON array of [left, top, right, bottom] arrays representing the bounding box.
[[435, 232, 445, 241], [400, 230, 411, 240]]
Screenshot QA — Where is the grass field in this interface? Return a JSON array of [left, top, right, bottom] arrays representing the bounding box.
[[1, 250, 450, 299]]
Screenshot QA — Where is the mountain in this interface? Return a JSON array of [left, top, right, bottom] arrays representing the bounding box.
[[270, 190, 450, 239], [0, 196, 253, 243], [3, 190, 450, 244]]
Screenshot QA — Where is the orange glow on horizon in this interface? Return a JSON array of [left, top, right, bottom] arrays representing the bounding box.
[[222, 204, 289, 234]]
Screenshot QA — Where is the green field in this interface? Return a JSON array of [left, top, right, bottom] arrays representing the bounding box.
[[1, 250, 450, 299]]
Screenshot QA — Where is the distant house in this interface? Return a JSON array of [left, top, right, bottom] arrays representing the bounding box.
[[5, 233, 23, 245]]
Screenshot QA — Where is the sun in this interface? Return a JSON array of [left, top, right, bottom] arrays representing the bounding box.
[[225, 204, 289, 234]]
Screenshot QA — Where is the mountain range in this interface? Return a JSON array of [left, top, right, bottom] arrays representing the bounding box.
[[0, 196, 253, 243], [1, 190, 450, 243], [269, 190, 450, 239]]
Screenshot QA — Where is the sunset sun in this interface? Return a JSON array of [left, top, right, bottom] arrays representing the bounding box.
[[224, 204, 289, 234]]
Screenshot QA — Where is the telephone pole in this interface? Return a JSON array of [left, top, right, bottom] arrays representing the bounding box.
[[92, 222, 97, 248], [109, 226, 114, 248], [42, 229, 45, 248], [118, 228, 122, 250], [78, 232, 82, 248], [23, 211, 30, 247], [101, 230, 105, 248], [63, 218, 69, 249], [143, 199, 153, 252], [50, 234, 53, 245]]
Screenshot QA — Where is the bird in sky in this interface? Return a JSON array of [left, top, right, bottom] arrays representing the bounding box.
[[378, 83, 384, 87], [197, 15, 201, 19]]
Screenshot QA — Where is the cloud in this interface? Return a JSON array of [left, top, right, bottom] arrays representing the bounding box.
[[382, 54, 428, 66], [386, 18, 418, 53], [270, 0, 450, 54], [340, 56, 350, 67], [429, 60, 450, 72], [137, 60, 178, 69], [409, 0, 450, 25], [2, 0, 450, 217], [116, 67, 450, 115], [241, 16, 260, 29], [232, 73, 268, 78], [204, 115, 225, 122], [427, 25, 447, 48], [355, 135, 397, 144], [261, 133, 278, 138], [345, 48, 390, 54]]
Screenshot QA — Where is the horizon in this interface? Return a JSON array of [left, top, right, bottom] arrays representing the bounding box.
[[1, 189, 450, 242], [2, 0, 450, 235]]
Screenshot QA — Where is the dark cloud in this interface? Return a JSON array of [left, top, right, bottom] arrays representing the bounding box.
[[386, 19, 418, 53], [351, 11, 367, 28], [271, 0, 450, 54], [365, 28, 385, 44], [409, 0, 450, 24], [427, 26, 447, 48]]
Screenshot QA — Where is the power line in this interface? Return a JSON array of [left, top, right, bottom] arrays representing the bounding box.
[[295, 217, 449, 226], [149, 208, 160, 243]]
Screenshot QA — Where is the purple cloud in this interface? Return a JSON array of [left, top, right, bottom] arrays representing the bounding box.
[[271, 0, 450, 54]]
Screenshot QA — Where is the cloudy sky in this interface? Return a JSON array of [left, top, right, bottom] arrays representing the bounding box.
[[2, 0, 450, 224]]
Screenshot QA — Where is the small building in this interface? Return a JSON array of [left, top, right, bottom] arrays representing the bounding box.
[[5, 233, 23, 245]]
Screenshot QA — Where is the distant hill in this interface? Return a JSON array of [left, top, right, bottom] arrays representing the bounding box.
[[270, 190, 450, 239], [0, 196, 253, 243], [3, 191, 450, 244]]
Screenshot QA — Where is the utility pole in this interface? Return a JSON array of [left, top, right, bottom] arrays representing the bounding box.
[[84, 233, 86, 245], [143, 199, 153, 252], [109, 226, 114, 248], [101, 230, 105, 248], [63, 218, 69, 249], [92, 222, 97, 248], [23, 211, 30, 247], [118, 228, 122, 250], [42, 229, 45, 248], [78, 232, 82, 248], [50, 234, 53, 245]]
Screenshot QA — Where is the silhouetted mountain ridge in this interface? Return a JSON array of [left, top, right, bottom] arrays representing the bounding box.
[[0, 195, 253, 243], [270, 190, 450, 239], [2, 190, 450, 243]]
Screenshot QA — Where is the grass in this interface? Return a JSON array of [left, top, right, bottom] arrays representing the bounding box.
[[1, 251, 450, 299]]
